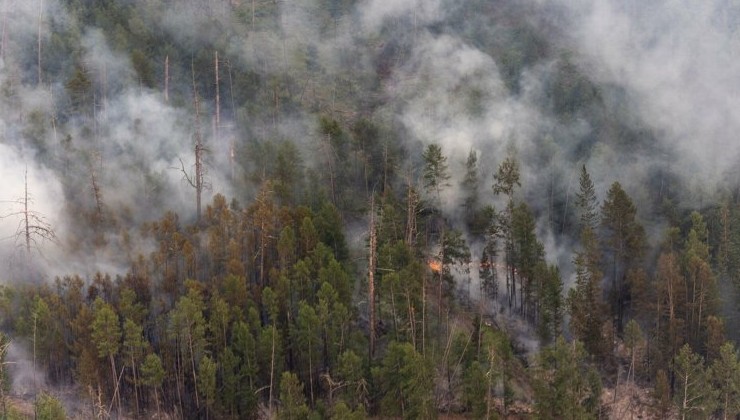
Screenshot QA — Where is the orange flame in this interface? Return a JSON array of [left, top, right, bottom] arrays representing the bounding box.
[[428, 260, 442, 273]]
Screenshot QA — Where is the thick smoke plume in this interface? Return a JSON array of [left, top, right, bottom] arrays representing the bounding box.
[[0, 0, 738, 333]]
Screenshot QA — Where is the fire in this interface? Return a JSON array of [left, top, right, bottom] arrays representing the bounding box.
[[428, 259, 442, 273]]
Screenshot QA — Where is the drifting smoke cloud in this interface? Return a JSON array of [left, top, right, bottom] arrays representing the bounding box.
[[547, 0, 740, 197], [0, 3, 239, 279], [0, 0, 736, 296]]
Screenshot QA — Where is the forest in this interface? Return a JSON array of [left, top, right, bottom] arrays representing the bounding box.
[[0, 0, 739, 418]]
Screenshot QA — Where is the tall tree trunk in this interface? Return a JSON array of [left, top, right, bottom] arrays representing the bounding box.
[[164, 55, 169, 103], [24, 169, 30, 254], [37, 0, 42, 86], [368, 196, 377, 359], [269, 323, 276, 414], [109, 354, 121, 416], [214, 51, 220, 148], [188, 328, 200, 409], [130, 353, 140, 416]]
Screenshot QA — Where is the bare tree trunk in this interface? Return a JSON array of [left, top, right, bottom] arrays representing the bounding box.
[[37, 0, 42, 86], [226, 59, 236, 180], [405, 174, 417, 246], [24, 169, 30, 254], [33, 313, 37, 390], [422, 272, 426, 356], [187, 327, 200, 409], [164, 55, 169, 103], [109, 354, 122, 416], [308, 338, 315, 406], [406, 291, 416, 350], [154, 387, 161, 419], [188, 63, 205, 223], [214, 51, 220, 147], [91, 166, 104, 223], [268, 323, 276, 414], [131, 353, 140, 417], [368, 195, 377, 360], [0, 0, 7, 61]]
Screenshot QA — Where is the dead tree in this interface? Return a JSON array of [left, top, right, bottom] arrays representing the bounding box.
[[164, 55, 169, 103], [405, 172, 419, 246], [178, 65, 208, 224], [37, 0, 42, 85], [90, 162, 104, 224], [0, 335, 11, 418], [1, 168, 56, 268], [214, 50, 220, 147], [368, 195, 377, 360], [0, 0, 9, 61]]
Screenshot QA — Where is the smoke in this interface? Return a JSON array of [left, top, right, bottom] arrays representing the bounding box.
[[6, 341, 47, 395], [0, 0, 736, 314], [545, 0, 740, 197]]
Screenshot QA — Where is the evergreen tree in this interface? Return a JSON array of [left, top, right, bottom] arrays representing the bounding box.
[[493, 152, 521, 311], [533, 337, 602, 419], [600, 182, 646, 332], [278, 372, 312, 420], [372, 342, 436, 419], [709, 342, 740, 419], [567, 227, 607, 358], [673, 344, 715, 419], [422, 143, 451, 203], [624, 319, 643, 382], [461, 149, 481, 229], [575, 165, 598, 232], [91, 297, 122, 416], [683, 212, 717, 350]]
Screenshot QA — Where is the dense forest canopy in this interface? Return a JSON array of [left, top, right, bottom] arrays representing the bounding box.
[[0, 0, 738, 418]]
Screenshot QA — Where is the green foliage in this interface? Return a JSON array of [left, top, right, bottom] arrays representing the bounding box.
[[672, 344, 715, 418], [652, 369, 672, 418], [601, 182, 646, 331], [576, 165, 598, 232], [492, 153, 521, 199], [278, 372, 313, 420], [330, 401, 366, 420], [533, 337, 602, 419], [140, 353, 165, 388], [422, 143, 451, 201], [198, 355, 218, 412], [91, 298, 121, 359], [709, 342, 740, 419], [372, 342, 436, 419], [34, 392, 66, 420]]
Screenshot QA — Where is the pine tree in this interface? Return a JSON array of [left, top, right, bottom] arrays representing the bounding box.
[[422, 143, 451, 204], [624, 319, 643, 382], [91, 297, 122, 416], [575, 165, 598, 232], [601, 182, 646, 332], [673, 344, 715, 419], [533, 337, 602, 419], [493, 152, 521, 311], [709, 342, 740, 419], [683, 212, 717, 349], [567, 227, 607, 358], [461, 149, 480, 222], [139, 353, 165, 417]]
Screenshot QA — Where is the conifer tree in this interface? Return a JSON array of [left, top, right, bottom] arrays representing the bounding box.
[[422, 143, 451, 204], [709, 342, 740, 419], [673, 344, 715, 419], [567, 227, 607, 358], [493, 151, 521, 311], [575, 165, 598, 232], [601, 182, 645, 332], [91, 297, 122, 416]]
